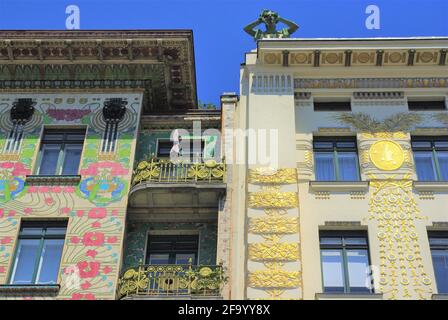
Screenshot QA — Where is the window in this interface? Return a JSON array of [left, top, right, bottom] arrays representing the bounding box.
[[37, 129, 86, 175], [157, 140, 173, 158], [10, 221, 67, 285], [408, 100, 446, 111], [181, 139, 205, 160], [146, 234, 199, 265], [429, 232, 448, 294], [314, 101, 351, 112], [313, 137, 360, 181], [157, 139, 205, 161], [412, 137, 448, 181], [320, 231, 372, 293]]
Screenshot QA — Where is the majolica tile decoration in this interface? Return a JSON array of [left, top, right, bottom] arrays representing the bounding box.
[[0, 93, 142, 300]]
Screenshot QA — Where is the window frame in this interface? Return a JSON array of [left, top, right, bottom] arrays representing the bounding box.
[[156, 139, 174, 158], [313, 137, 361, 182], [428, 231, 448, 294], [145, 234, 200, 265], [35, 128, 86, 176], [314, 101, 352, 112], [319, 230, 373, 294], [412, 136, 448, 181], [9, 220, 67, 285]]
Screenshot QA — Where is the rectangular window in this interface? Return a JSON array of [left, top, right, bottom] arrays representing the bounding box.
[[157, 140, 173, 158], [429, 232, 448, 294], [314, 101, 351, 112], [408, 100, 446, 111], [37, 129, 86, 175], [146, 234, 199, 265], [320, 231, 372, 294], [412, 137, 448, 181], [313, 137, 360, 181], [181, 139, 205, 160], [10, 221, 67, 285]]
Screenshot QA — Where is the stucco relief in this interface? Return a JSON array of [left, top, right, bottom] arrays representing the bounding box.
[[247, 168, 302, 300]]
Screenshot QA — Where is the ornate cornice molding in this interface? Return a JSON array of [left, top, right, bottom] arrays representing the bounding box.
[[295, 77, 448, 89], [353, 91, 404, 100], [259, 43, 448, 67], [0, 30, 197, 113]]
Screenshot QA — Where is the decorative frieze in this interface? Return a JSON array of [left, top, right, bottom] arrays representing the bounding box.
[[324, 221, 362, 227], [249, 168, 297, 184], [351, 91, 407, 107], [249, 216, 299, 234], [353, 92, 404, 100], [248, 191, 298, 208], [294, 92, 311, 100], [248, 243, 300, 261], [248, 269, 301, 289], [295, 77, 448, 89]]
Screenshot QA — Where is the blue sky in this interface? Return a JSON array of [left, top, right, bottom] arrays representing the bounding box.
[[0, 0, 447, 105]]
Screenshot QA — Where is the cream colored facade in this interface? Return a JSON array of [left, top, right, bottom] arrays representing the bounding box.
[[222, 37, 448, 300]]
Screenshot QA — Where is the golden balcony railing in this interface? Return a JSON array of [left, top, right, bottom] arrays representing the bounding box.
[[116, 264, 225, 299], [132, 159, 226, 186]]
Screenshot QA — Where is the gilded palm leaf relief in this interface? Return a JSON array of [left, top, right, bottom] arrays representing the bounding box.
[[335, 113, 423, 132]]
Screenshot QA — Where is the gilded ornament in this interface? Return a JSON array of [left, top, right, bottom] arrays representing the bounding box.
[[249, 216, 299, 234], [369, 140, 405, 171], [248, 270, 301, 288], [249, 168, 297, 184], [248, 243, 299, 261], [248, 192, 298, 208], [199, 267, 213, 277]]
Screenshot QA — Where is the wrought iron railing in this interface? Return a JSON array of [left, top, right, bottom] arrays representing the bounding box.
[[132, 159, 226, 186], [116, 264, 224, 299]]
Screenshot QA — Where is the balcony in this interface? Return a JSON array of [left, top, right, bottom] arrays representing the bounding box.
[[116, 264, 225, 300], [128, 159, 226, 213], [132, 159, 226, 185]]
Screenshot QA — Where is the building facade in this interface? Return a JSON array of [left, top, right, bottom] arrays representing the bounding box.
[[0, 30, 230, 300], [0, 29, 447, 301], [227, 37, 448, 300]]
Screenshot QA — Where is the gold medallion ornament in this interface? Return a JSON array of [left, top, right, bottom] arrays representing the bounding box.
[[369, 140, 405, 171]]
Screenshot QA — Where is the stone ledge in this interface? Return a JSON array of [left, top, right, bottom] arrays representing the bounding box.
[[309, 181, 369, 192], [25, 175, 81, 186], [414, 181, 448, 192], [0, 284, 60, 297], [315, 293, 383, 300]]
